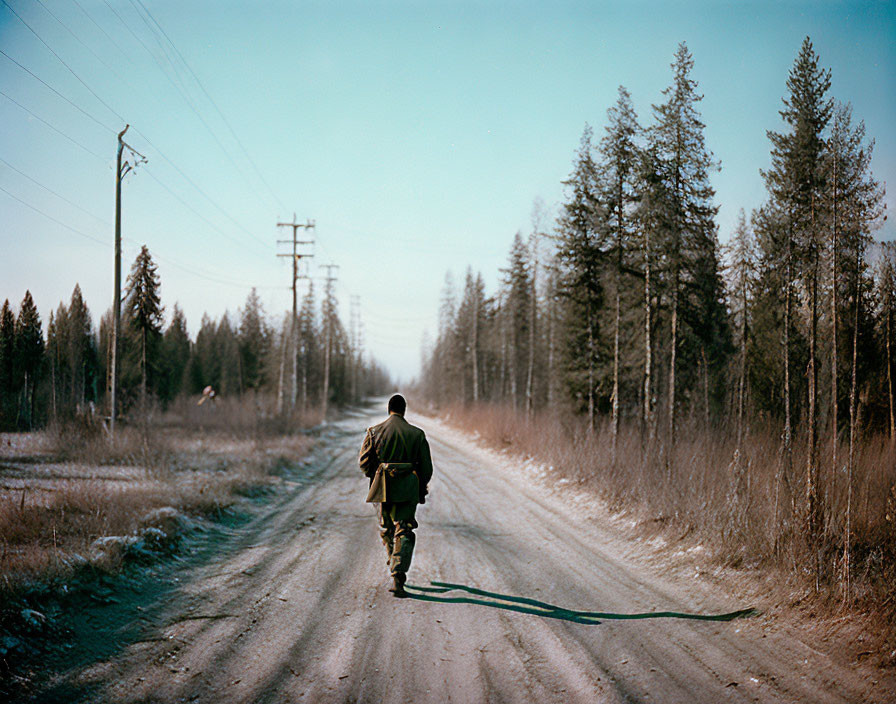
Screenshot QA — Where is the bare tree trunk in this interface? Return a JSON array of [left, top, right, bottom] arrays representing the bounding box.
[[587, 302, 595, 432], [845, 254, 860, 604], [526, 232, 538, 417], [141, 327, 147, 413], [831, 157, 840, 476], [472, 292, 479, 403], [276, 319, 286, 415], [612, 281, 620, 459], [775, 231, 794, 556], [668, 271, 679, 442], [644, 226, 654, 440], [546, 292, 554, 408], [736, 263, 747, 452], [807, 211, 821, 580], [888, 303, 895, 442], [701, 346, 710, 431]]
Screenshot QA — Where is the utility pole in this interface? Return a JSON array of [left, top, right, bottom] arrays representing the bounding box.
[[320, 263, 339, 419], [276, 216, 314, 413], [109, 124, 145, 436], [350, 295, 361, 402]]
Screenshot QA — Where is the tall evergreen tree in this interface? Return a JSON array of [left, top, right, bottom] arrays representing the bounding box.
[[649, 42, 724, 437], [65, 284, 98, 411], [124, 246, 164, 409], [0, 299, 16, 427], [503, 233, 532, 410], [724, 209, 757, 449], [763, 37, 832, 543], [557, 125, 605, 428], [14, 291, 44, 429], [599, 85, 641, 449], [239, 288, 269, 392], [159, 304, 191, 404], [877, 245, 896, 441], [297, 283, 319, 411]]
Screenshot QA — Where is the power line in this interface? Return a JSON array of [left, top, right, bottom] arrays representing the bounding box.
[[141, 167, 268, 255], [32, 0, 129, 86], [0, 48, 116, 134], [125, 0, 272, 212], [69, 0, 134, 66], [1, 180, 279, 291], [133, 0, 287, 213], [1, 46, 267, 255], [1, 0, 126, 125], [0, 182, 107, 246], [131, 128, 270, 251], [97, 0, 276, 215], [1, 82, 268, 265], [0, 154, 110, 224], [0, 89, 108, 160]]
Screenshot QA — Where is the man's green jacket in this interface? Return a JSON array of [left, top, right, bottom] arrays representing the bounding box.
[[359, 413, 433, 504]]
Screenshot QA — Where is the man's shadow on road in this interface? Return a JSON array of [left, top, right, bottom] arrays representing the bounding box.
[[404, 582, 758, 625]]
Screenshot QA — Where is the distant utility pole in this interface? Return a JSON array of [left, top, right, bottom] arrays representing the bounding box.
[[320, 263, 339, 419], [109, 124, 145, 437], [350, 295, 361, 402], [276, 216, 314, 413]]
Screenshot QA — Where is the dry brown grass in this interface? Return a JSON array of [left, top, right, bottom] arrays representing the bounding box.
[[438, 402, 896, 639], [0, 397, 314, 596]]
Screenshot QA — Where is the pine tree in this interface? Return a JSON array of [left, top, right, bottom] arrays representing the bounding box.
[[649, 42, 723, 439], [124, 246, 164, 410], [297, 283, 319, 411], [825, 102, 886, 599], [239, 288, 269, 392], [65, 284, 98, 411], [878, 245, 896, 441], [0, 299, 16, 427], [599, 85, 641, 450], [724, 209, 757, 450], [763, 37, 832, 545], [557, 125, 605, 428], [503, 233, 532, 411], [14, 291, 44, 429], [159, 304, 191, 404], [215, 314, 242, 396]]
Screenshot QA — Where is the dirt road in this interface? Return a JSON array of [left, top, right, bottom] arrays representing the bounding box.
[[48, 406, 883, 703]]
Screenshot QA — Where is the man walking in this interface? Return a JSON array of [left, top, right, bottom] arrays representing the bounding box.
[[359, 394, 433, 598]]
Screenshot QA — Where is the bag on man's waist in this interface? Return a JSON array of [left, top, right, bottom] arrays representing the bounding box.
[[366, 462, 419, 503]]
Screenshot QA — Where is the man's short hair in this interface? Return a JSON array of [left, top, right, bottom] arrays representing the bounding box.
[[388, 394, 406, 415]]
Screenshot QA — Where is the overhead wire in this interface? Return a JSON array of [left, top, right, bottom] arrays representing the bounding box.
[[2, 0, 294, 295], [1, 20, 270, 255], [69, 0, 133, 67], [0, 154, 110, 224], [0, 89, 108, 161], [0, 48, 116, 134], [133, 0, 287, 213], [1, 178, 280, 291], [1, 0, 127, 124], [32, 0, 130, 86], [0, 182, 108, 246], [101, 0, 277, 215]]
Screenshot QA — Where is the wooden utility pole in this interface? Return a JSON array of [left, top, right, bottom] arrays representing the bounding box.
[[350, 295, 361, 402], [276, 216, 314, 412], [109, 125, 144, 436], [320, 263, 339, 419]]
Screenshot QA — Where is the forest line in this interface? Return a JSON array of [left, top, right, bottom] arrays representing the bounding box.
[[420, 38, 894, 610], [0, 245, 392, 431]]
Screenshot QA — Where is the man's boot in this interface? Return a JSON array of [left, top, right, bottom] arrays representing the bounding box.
[[389, 572, 407, 598]]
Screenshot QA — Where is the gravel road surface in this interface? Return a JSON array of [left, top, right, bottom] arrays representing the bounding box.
[[58, 406, 880, 703]]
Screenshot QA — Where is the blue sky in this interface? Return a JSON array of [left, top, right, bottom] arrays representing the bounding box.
[[1, 0, 894, 383]]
